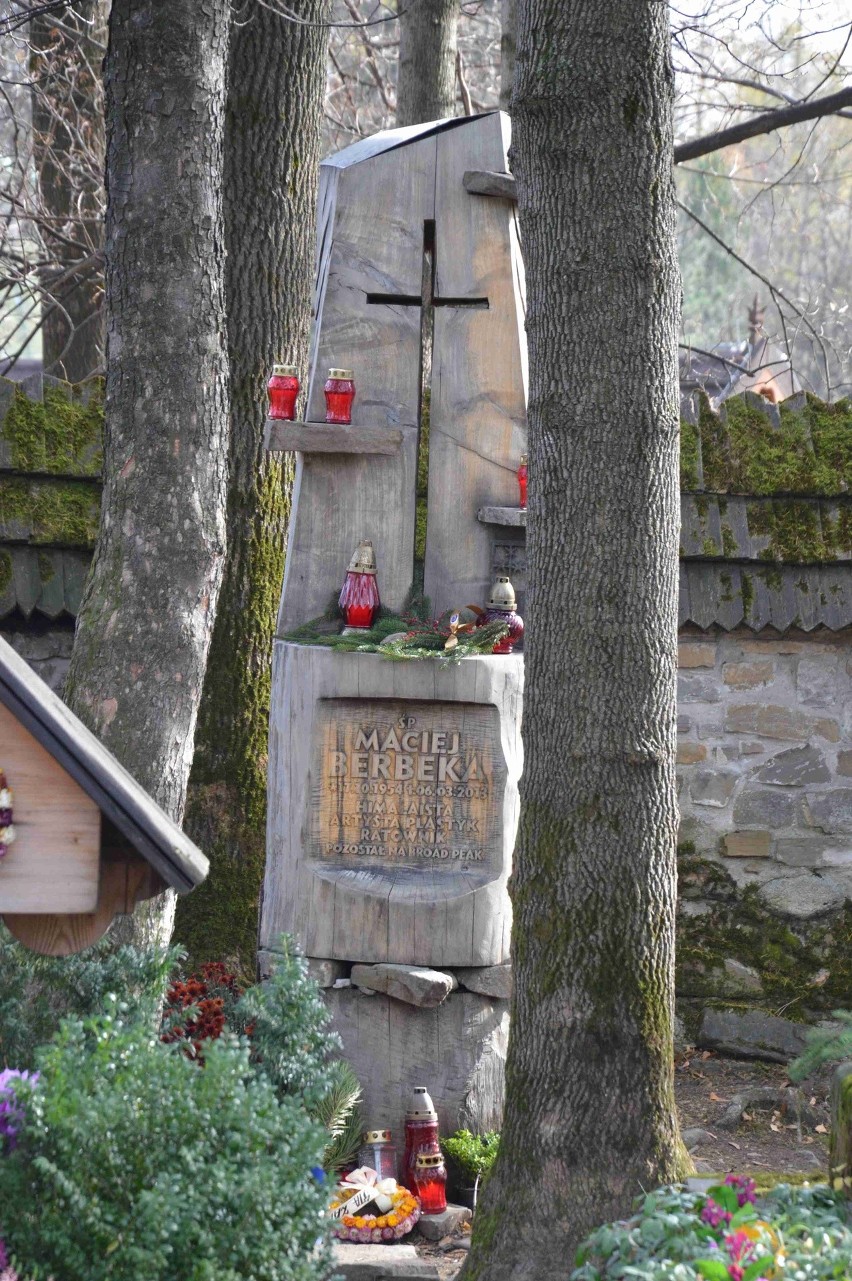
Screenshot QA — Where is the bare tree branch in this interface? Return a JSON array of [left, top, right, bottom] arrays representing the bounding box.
[[675, 85, 852, 164]]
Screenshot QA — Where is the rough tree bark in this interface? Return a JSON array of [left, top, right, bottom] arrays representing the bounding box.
[[461, 3, 687, 1277], [499, 0, 516, 111], [65, 0, 230, 949], [396, 0, 458, 126], [30, 1, 108, 381], [173, 0, 331, 971]]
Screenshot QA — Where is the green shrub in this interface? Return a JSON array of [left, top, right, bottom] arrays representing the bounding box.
[[572, 1178, 852, 1280], [443, 1129, 500, 1183], [0, 926, 178, 1070], [789, 1008, 852, 1082], [0, 1004, 332, 1281]]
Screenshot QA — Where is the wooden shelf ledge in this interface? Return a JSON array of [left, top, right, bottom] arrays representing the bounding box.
[[477, 505, 527, 527], [265, 420, 403, 456], [463, 170, 518, 201]]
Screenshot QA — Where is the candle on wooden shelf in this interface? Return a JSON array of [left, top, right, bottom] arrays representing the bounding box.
[[267, 364, 300, 420], [324, 368, 356, 424]]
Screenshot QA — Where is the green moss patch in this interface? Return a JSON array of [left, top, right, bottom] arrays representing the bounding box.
[[0, 379, 104, 476], [0, 477, 100, 546], [677, 845, 852, 1017], [697, 393, 852, 497]]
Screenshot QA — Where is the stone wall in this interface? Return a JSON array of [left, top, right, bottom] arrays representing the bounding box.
[[0, 618, 74, 692], [676, 625, 852, 1028], [678, 627, 852, 899]]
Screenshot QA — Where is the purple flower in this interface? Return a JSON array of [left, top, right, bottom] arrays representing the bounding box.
[[0, 1069, 39, 1152], [701, 1197, 732, 1229], [724, 1174, 757, 1207]]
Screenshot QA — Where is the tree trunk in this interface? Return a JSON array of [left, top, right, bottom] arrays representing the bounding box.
[[396, 0, 458, 126], [65, 0, 230, 950], [499, 0, 516, 111], [30, 1, 107, 381], [461, 3, 687, 1277], [173, 0, 330, 972]]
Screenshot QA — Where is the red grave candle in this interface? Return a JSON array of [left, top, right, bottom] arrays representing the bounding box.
[[413, 1153, 448, 1215], [267, 364, 299, 420], [517, 452, 528, 508], [402, 1086, 441, 1187], [324, 367, 356, 424], [339, 539, 380, 630]]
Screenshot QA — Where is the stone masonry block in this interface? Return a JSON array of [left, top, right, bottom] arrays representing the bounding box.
[[679, 643, 716, 669], [758, 745, 830, 787], [839, 751, 852, 778], [733, 788, 797, 828], [723, 831, 771, 859], [455, 963, 512, 1000], [351, 964, 457, 1007], [677, 743, 707, 765], [724, 704, 840, 743], [774, 836, 835, 868], [758, 871, 848, 919], [723, 661, 775, 689], [804, 790, 852, 835], [797, 657, 837, 708], [690, 767, 739, 807], [679, 674, 721, 703]]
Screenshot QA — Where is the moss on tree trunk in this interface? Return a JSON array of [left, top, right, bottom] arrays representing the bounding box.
[[173, 0, 331, 971]]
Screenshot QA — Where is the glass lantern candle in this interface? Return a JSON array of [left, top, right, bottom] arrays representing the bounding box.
[[413, 1152, 448, 1215], [267, 364, 300, 420], [402, 1086, 441, 1186], [324, 368, 356, 424], [357, 1129, 398, 1181], [517, 453, 528, 509], [478, 574, 524, 654], [339, 539, 380, 630]]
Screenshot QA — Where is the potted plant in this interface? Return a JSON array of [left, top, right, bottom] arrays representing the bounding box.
[[442, 1129, 499, 1211]]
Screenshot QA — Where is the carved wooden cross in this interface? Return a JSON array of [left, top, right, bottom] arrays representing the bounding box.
[[366, 220, 489, 583]]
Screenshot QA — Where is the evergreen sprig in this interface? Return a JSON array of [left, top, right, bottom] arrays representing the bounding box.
[[281, 612, 509, 662]]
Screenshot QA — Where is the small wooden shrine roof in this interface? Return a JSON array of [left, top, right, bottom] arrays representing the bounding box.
[[0, 634, 208, 892], [320, 113, 483, 170]]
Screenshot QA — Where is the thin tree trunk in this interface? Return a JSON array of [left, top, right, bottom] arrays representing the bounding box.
[[30, 1, 108, 381], [499, 0, 515, 112], [174, 0, 330, 972], [65, 0, 230, 950], [461, 2, 687, 1277], [396, 0, 458, 126]]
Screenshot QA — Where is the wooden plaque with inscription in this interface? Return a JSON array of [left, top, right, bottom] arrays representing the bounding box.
[[312, 699, 505, 873], [262, 645, 522, 968]]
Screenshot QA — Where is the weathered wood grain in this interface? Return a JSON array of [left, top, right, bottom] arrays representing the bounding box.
[[325, 985, 509, 1136], [462, 169, 518, 200], [264, 420, 403, 455], [425, 113, 528, 616], [277, 133, 435, 631], [0, 701, 100, 913], [261, 642, 522, 968], [3, 849, 156, 956]]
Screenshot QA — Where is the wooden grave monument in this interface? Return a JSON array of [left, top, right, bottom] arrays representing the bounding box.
[[0, 635, 208, 955], [260, 112, 527, 1134]]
